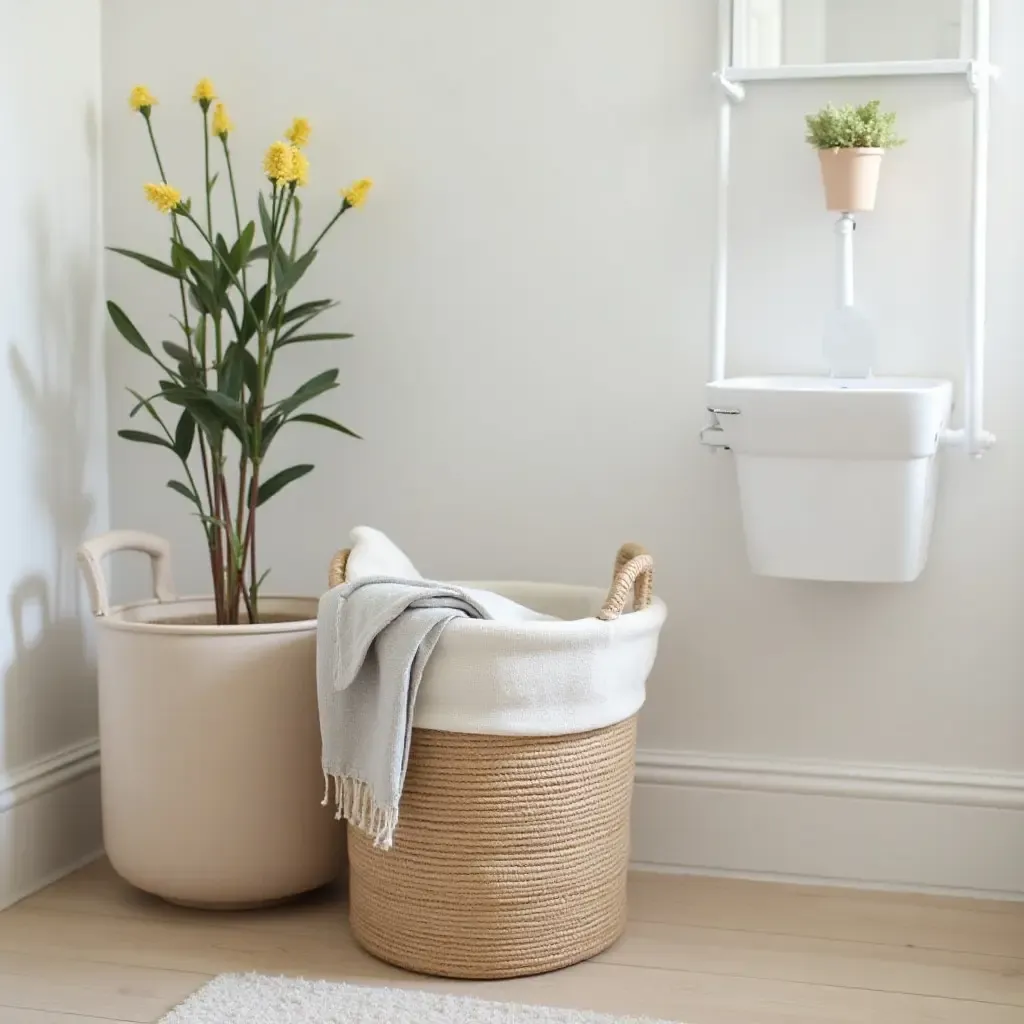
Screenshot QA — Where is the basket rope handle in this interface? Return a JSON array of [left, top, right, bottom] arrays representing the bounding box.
[[327, 541, 653, 621], [598, 543, 654, 621], [328, 548, 351, 589]]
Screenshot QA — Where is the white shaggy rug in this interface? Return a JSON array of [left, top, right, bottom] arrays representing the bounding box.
[[160, 973, 677, 1023]]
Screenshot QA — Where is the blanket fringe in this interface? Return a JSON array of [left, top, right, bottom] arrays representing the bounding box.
[[322, 770, 398, 850]]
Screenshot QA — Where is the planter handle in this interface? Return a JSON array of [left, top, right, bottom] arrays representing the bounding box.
[[77, 530, 176, 617]]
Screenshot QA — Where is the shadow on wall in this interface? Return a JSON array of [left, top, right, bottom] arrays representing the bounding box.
[[4, 103, 103, 770]]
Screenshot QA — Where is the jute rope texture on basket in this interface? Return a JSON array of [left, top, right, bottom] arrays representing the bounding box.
[[326, 542, 653, 980]]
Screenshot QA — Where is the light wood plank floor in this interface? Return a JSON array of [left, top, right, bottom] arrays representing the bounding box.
[[0, 859, 1020, 1022]]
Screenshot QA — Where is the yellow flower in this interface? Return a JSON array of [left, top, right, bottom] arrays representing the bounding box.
[[291, 147, 309, 187], [285, 117, 311, 148], [211, 102, 234, 139], [263, 141, 296, 185], [341, 178, 373, 208], [144, 183, 182, 214], [192, 78, 216, 104], [129, 85, 157, 113]]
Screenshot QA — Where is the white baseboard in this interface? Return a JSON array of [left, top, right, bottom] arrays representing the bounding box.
[[631, 748, 1024, 899], [0, 739, 103, 909], [2, 739, 1018, 905]]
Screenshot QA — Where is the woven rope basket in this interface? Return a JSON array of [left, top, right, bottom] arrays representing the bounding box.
[[326, 544, 656, 980]]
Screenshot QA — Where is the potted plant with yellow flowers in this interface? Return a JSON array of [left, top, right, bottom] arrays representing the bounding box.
[[77, 78, 372, 908]]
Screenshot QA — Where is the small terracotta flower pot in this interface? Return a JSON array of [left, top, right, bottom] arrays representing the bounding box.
[[817, 147, 884, 213]]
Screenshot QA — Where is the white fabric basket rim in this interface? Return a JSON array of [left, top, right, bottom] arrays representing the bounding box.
[[378, 580, 665, 737]]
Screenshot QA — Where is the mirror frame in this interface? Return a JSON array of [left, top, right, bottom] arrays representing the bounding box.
[[725, 0, 979, 81]]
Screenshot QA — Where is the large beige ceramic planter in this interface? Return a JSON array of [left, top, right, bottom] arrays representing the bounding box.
[[818, 147, 884, 212], [77, 530, 343, 908]]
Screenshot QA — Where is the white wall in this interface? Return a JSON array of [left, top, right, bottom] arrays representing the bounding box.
[[0, 1, 106, 905], [101, 0, 1024, 894]]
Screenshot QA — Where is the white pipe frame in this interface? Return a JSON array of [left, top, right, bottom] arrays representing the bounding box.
[[706, 0, 996, 457]]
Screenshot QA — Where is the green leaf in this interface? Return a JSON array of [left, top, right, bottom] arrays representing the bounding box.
[[259, 412, 285, 456], [162, 341, 192, 364], [126, 387, 163, 423], [190, 406, 224, 448], [280, 300, 336, 326], [230, 221, 256, 271], [187, 285, 208, 316], [209, 171, 220, 191], [162, 342, 198, 382], [255, 464, 314, 506], [222, 296, 242, 339], [276, 249, 317, 294], [272, 247, 293, 293], [295, 368, 340, 392], [214, 234, 234, 284], [167, 479, 202, 508], [246, 244, 271, 262], [160, 389, 226, 448], [219, 343, 246, 400], [171, 240, 208, 280], [258, 192, 275, 245], [118, 429, 172, 448], [203, 390, 251, 451], [188, 276, 219, 317], [173, 411, 195, 459], [207, 390, 246, 422], [107, 302, 153, 357], [241, 347, 260, 395], [164, 386, 248, 448], [275, 331, 353, 349], [107, 247, 184, 280], [240, 284, 269, 345], [276, 303, 341, 345], [290, 413, 362, 439], [171, 244, 188, 274], [274, 368, 339, 418]]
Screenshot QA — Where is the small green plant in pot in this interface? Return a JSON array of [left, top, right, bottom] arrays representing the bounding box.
[[805, 100, 905, 213]]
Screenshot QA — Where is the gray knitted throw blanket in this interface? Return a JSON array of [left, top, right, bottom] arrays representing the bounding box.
[[317, 576, 491, 849]]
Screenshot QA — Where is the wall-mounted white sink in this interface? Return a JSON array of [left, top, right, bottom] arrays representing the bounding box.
[[703, 375, 953, 583], [705, 376, 953, 459]]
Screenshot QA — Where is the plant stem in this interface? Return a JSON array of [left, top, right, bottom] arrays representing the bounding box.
[[145, 117, 192, 339], [201, 108, 230, 620], [143, 112, 222, 620], [266, 188, 298, 373], [196, 430, 218, 596], [240, 576, 256, 623], [246, 469, 260, 621], [211, 460, 225, 623], [290, 197, 301, 260], [222, 137, 247, 293], [307, 204, 347, 254], [216, 472, 239, 623], [202, 108, 224, 371], [221, 134, 248, 540]]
